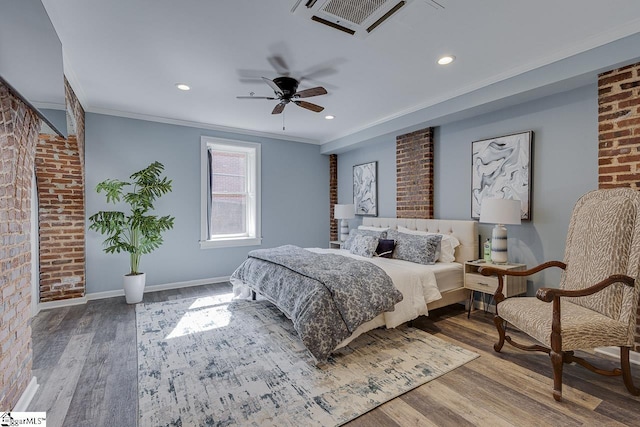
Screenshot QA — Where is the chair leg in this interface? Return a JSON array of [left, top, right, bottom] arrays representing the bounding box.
[[620, 346, 640, 396], [550, 350, 564, 402], [493, 315, 506, 352]]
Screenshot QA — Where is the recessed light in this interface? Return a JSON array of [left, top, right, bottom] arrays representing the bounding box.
[[175, 83, 191, 91], [437, 55, 455, 65], [325, 115, 335, 120]]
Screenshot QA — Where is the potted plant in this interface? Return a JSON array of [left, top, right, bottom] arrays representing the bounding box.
[[89, 161, 175, 304]]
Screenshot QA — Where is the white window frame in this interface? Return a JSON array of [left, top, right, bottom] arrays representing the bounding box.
[[200, 136, 261, 249]]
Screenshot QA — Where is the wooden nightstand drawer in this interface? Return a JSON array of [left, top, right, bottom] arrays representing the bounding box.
[[464, 261, 527, 298], [464, 261, 527, 318], [464, 273, 498, 293]]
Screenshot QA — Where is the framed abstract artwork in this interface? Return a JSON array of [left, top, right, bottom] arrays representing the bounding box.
[[471, 131, 533, 220], [353, 161, 377, 216]]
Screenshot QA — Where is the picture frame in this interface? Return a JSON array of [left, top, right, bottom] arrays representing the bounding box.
[[353, 161, 377, 216], [471, 131, 533, 220]]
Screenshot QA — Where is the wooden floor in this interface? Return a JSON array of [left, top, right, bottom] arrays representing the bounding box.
[[28, 282, 640, 426]]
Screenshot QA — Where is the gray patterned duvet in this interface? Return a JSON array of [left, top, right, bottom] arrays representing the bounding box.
[[230, 245, 404, 362]]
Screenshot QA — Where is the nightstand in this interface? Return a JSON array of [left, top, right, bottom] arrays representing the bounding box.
[[329, 240, 343, 249], [464, 261, 527, 317]]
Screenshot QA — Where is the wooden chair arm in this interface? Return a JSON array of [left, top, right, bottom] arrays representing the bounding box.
[[534, 274, 635, 356], [479, 261, 566, 304], [479, 261, 566, 278], [536, 274, 635, 302]]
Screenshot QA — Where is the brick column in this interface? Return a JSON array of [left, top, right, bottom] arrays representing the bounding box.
[[35, 79, 86, 302], [0, 82, 40, 410], [598, 61, 640, 351], [329, 154, 338, 241], [35, 134, 85, 301], [598, 64, 640, 189], [396, 127, 434, 219]]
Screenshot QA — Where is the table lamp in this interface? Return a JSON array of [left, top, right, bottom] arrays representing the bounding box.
[[479, 198, 521, 264], [334, 204, 355, 242]]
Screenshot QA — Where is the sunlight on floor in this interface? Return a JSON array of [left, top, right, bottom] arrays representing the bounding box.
[[165, 292, 235, 339]]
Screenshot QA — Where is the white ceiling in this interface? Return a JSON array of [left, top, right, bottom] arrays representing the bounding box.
[[41, 0, 640, 146]]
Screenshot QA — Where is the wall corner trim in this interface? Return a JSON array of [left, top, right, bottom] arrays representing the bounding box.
[[13, 377, 39, 411]]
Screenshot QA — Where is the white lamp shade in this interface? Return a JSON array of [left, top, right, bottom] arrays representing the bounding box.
[[334, 204, 355, 220], [479, 198, 521, 225]]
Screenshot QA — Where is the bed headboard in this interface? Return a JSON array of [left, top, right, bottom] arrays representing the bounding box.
[[362, 217, 478, 264]]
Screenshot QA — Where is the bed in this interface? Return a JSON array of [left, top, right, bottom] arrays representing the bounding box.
[[230, 217, 477, 362], [359, 217, 477, 310]]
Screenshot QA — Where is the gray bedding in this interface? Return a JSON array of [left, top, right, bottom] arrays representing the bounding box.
[[230, 245, 403, 362]]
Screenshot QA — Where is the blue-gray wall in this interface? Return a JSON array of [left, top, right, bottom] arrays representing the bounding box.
[[85, 83, 598, 295], [338, 139, 397, 218], [85, 113, 329, 294], [336, 84, 598, 293]]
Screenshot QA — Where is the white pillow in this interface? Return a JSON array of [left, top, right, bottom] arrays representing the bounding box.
[[358, 225, 388, 232], [397, 226, 460, 263]]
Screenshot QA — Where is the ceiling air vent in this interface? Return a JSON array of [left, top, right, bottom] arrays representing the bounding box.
[[292, 0, 442, 37]]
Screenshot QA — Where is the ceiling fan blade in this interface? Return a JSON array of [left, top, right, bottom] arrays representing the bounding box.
[[299, 58, 345, 81], [294, 86, 328, 98], [267, 55, 290, 75], [236, 96, 277, 100], [293, 100, 324, 113], [262, 77, 283, 96], [272, 102, 286, 115]]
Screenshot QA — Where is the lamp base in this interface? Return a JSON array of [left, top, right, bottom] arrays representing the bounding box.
[[340, 219, 349, 242], [490, 224, 508, 264]]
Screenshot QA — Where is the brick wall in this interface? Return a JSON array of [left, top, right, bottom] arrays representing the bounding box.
[[396, 128, 434, 219], [598, 64, 640, 189], [65, 77, 85, 158], [0, 83, 40, 409], [329, 154, 338, 241], [35, 79, 86, 302], [597, 61, 640, 351]]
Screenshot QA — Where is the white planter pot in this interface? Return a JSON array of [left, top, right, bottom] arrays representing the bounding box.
[[123, 272, 146, 304]]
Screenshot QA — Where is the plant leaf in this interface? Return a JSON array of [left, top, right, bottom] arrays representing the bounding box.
[[89, 161, 176, 272]]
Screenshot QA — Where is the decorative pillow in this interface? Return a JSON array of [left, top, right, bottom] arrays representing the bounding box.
[[343, 228, 387, 250], [375, 239, 396, 258], [387, 229, 442, 265], [398, 226, 460, 263], [349, 234, 379, 258]]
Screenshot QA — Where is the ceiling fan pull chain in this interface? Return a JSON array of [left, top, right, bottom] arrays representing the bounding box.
[[283, 111, 286, 131]]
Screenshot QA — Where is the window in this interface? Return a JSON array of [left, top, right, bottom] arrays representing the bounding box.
[[200, 137, 261, 248]]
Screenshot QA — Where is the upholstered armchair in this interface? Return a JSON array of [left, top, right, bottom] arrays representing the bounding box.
[[480, 188, 640, 402]]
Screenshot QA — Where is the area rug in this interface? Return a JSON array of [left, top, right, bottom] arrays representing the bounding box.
[[136, 293, 478, 427]]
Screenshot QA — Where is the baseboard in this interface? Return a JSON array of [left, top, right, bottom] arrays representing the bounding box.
[[37, 276, 231, 310], [38, 295, 88, 312], [13, 376, 38, 411], [595, 346, 640, 366]]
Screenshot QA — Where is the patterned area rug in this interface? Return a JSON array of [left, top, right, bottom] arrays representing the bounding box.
[[136, 293, 478, 427]]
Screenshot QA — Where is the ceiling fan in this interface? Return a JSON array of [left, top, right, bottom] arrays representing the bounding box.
[[237, 76, 327, 115]]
